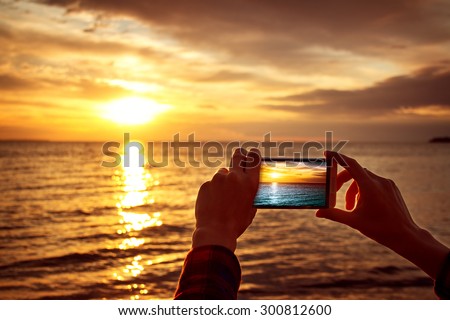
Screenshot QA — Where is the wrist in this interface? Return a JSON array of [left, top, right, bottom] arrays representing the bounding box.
[[192, 227, 237, 252], [390, 225, 449, 280]]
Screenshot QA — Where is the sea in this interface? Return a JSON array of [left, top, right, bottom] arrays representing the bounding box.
[[0, 141, 449, 300], [254, 183, 326, 208]]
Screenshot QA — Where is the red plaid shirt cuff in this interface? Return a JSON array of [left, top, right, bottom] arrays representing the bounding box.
[[174, 245, 241, 300], [434, 251, 450, 300]]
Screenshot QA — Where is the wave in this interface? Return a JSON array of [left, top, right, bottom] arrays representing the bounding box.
[[0, 230, 187, 274], [47, 206, 118, 216], [0, 252, 105, 271], [369, 265, 417, 275], [0, 225, 29, 231], [63, 232, 120, 242]]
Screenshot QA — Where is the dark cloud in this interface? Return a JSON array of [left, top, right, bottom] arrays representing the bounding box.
[[33, 0, 450, 71], [266, 63, 450, 117], [37, 0, 449, 41], [0, 74, 35, 90]]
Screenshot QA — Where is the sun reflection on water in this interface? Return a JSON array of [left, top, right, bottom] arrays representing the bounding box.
[[117, 211, 162, 235], [111, 154, 164, 299], [117, 237, 145, 250]]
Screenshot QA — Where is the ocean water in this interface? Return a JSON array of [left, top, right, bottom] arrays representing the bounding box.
[[0, 141, 449, 300], [254, 183, 326, 208]]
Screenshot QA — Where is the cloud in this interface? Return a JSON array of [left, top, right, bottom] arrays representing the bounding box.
[[192, 69, 298, 91], [83, 14, 108, 33], [396, 105, 450, 117], [0, 24, 161, 59], [0, 70, 132, 101], [0, 74, 35, 90], [36, 0, 450, 43], [266, 63, 450, 117], [33, 0, 450, 71], [195, 70, 256, 83]]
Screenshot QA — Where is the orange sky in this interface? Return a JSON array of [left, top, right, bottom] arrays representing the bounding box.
[[1, 1, 450, 142], [260, 161, 326, 184]]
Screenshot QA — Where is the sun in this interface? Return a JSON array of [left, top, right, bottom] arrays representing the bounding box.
[[102, 97, 171, 125], [270, 172, 281, 179]]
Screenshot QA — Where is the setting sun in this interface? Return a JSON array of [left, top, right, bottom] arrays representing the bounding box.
[[270, 172, 281, 179], [102, 97, 171, 125]]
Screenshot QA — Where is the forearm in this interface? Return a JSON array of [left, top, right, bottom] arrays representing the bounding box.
[[388, 226, 449, 280]]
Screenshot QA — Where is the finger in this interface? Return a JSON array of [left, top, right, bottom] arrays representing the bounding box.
[[245, 148, 261, 188], [316, 208, 355, 227], [230, 148, 247, 173], [216, 167, 229, 175], [326, 151, 369, 188], [336, 169, 352, 191], [211, 171, 227, 184], [197, 181, 211, 195], [345, 180, 359, 210]]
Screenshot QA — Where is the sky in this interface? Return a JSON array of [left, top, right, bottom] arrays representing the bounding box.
[[260, 161, 326, 184], [1, 0, 450, 142]]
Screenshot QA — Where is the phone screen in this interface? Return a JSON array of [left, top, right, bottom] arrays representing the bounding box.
[[253, 158, 335, 209]]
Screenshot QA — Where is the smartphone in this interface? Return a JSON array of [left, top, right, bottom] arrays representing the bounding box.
[[253, 157, 336, 209]]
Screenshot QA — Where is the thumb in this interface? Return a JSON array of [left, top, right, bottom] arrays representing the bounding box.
[[316, 208, 354, 227]]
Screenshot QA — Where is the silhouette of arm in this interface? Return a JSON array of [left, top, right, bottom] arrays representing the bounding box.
[[316, 151, 450, 298]]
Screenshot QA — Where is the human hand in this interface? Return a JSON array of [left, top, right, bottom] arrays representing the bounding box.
[[316, 151, 449, 279], [192, 148, 261, 252], [316, 151, 419, 247]]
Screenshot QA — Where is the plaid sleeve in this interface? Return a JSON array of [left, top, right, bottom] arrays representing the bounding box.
[[174, 245, 241, 300], [434, 251, 450, 300]]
